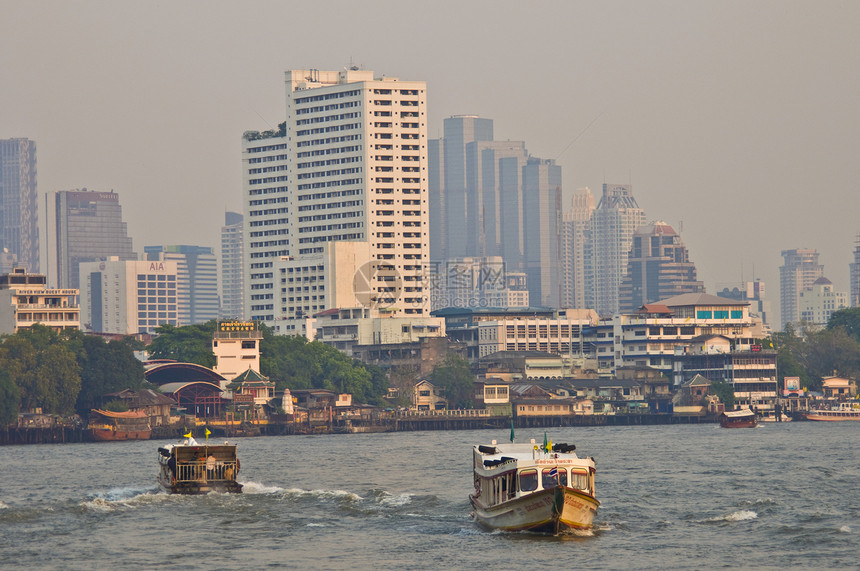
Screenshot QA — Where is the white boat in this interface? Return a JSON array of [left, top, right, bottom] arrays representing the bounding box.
[[157, 436, 243, 494], [470, 438, 599, 535], [758, 410, 792, 422], [804, 402, 860, 421]]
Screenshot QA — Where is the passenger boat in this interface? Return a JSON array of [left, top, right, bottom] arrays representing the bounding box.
[[157, 436, 242, 494], [719, 409, 758, 428], [470, 438, 599, 535], [804, 402, 860, 421], [89, 409, 151, 441]]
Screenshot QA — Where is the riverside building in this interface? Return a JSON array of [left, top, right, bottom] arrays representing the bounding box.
[[244, 68, 429, 334], [0, 267, 79, 334]]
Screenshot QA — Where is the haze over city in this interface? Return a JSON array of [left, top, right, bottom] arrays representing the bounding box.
[[2, 0, 859, 326]]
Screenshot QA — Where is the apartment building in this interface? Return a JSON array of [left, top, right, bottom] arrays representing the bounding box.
[[244, 68, 429, 333]]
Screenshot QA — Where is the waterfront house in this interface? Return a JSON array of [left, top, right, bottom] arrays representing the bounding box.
[[412, 380, 447, 411], [821, 376, 857, 399]]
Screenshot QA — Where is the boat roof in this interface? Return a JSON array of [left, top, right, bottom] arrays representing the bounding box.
[[91, 409, 147, 419], [722, 409, 755, 418], [474, 441, 593, 469]]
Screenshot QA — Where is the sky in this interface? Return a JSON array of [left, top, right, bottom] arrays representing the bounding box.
[[2, 0, 859, 326]]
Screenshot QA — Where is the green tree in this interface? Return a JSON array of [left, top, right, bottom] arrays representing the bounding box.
[[709, 379, 735, 410], [258, 327, 386, 403], [147, 321, 217, 367], [827, 306, 860, 342], [429, 355, 474, 409], [74, 335, 146, 416], [0, 369, 20, 425], [0, 325, 81, 415]]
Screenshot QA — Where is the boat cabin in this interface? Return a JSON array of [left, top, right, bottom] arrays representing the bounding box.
[[473, 442, 595, 508]]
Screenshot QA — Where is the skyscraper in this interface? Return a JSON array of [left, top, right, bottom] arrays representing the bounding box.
[[560, 187, 595, 308], [584, 184, 646, 317], [429, 116, 494, 261], [779, 248, 823, 331], [618, 221, 704, 312], [145, 245, 219, 325], [243, 68, 429, 332], [851, 232, 860, 307], [0, 138, 38, 273], [221, 211, 244, 320], [522, 157, 562, 307], [45, 189, 136, 289], [429, 116, 561, 306]]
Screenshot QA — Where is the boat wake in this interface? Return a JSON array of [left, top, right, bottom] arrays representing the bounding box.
[[80, 486, 171, 512], [701, 509, 758, 523]]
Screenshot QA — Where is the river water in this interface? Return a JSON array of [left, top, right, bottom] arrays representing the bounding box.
[[1, 422, 857, 570]]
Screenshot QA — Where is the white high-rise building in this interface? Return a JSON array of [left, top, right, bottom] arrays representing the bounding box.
[[779, 248, 823, 331], [560, 187, 595, 309], [79, 258, 180, 335], [145, 245, 219, 325], [220, 212, 244, 320], [244, 69, 429, 333], [798, 277, 848, 328]]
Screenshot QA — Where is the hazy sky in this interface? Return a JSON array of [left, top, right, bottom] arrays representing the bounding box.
[[3, 1, 858, 324]]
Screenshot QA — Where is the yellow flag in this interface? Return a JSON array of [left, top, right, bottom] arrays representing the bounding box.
[[205, 428, 211, 440], [184, 431, 192, 438]]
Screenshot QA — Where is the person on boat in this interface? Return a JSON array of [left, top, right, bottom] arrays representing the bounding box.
[[206, 454, 217, 479]]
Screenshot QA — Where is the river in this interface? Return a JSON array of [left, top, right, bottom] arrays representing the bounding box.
[[1, 422, 857, 570]]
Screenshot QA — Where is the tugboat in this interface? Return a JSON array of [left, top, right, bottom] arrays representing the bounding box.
[[470, 435, 599, 535], [157, 434, 242, 494]]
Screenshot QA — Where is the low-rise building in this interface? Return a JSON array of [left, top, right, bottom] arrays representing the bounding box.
[[0, 267, 80, 334], [413, 379, 447, 411], [821, 376, 857, 399], [310, 307, 445, 357], [212, 320, 262, 384]]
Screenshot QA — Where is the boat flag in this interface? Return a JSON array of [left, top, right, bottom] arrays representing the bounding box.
[[184, 430, 192, 438], [205, 428, 211, 440], [510, 419, 515, 443], [543, 432, 552, 453]]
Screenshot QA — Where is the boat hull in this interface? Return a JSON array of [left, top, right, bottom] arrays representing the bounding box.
[[720, 419, 757, 428], [803, 412, 860, 421], [157, 473, 243, 494], [91, 428, 151, 441], [471, 486, 599, 534]]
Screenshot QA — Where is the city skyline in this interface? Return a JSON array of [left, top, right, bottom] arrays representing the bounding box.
[[2, 1, 859, 328]]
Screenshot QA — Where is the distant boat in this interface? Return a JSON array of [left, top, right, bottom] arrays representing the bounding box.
[[759, 410, 792, 422], [470, 438, 599, 535], [719, 409, 758, 428], [89, 409, 151, 441], [804, 402, 860, 421]]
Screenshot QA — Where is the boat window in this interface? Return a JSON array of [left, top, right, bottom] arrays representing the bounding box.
[[519, 469, 538, 492], [570, 469, 589, 492], [542, 468, 566, 488]]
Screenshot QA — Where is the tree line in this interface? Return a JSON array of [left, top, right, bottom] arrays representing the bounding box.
[[0, 324, 145, 424]]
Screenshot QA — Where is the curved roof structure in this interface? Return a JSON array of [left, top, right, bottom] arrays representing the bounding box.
[[144, 362, 226, 386]]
